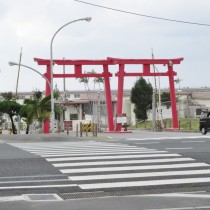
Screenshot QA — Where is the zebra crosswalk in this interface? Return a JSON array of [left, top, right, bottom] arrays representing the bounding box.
[[8, 141, 210, 192]]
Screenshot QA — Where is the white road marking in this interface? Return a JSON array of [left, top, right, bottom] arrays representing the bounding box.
[[0, 184, 77, 190], [69, 169, 210, 181], [39, 150, 165, 158], [61, 163, 208, 174], [79, 177, 210, 189], [135, 142, 160, 145], [166, 148, 193, 150], [20, 147, 146, 152], [145, 206, 210, 210], [47, 153, 181, 162], [10, 142, 133, 148], [18, 145, 141, 151], [0, 178, 70, 184], [0, 174, 65, 180], [146, 193, 210, 198], [182, 141, 206, 143], [28, 148, 154, 154], [127, 136, 210, 141], [54, 157, 194, 167]]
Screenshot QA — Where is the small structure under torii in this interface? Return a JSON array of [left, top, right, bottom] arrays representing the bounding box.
[[34, 57, 184, 134]]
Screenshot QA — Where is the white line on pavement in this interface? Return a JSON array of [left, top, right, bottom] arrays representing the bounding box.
[[166, 148, 193, 150], [0, 178, 70, 184], [0, 184, 77, 190], [61, 163, 208, 174], [47, 153, 181, 162], [145, 206, 210, 210], [135, 142, 160, 144], [54, 157, 194, 167], [39, 150, 165, 158], [127, 136, 210, 141], [69, 169, 210, 181], [79, 177, 210, 189], [181, 141, 206, 143]]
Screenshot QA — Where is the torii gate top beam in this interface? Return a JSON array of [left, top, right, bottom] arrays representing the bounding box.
[[34, 58, 115, 66], [34, 57, 184, 66], [107, 57, 184, 65]]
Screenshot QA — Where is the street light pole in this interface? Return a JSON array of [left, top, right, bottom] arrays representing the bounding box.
[[9, 62, 51, 89], [50, 17, 92, 133]]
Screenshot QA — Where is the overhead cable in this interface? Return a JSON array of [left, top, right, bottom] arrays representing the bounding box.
[[74, 0, 210, 27]]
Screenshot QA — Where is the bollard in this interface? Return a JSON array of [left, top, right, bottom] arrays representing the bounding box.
[[0, 128, 2, 134], [124, 123, 127, 131], [95, 124, 98, 137], [80, 122, 82, 137], [67, 126, 69, 135], [76, 124, 78, 137], [9, 128, 13, 135], [86, 124, 88, 137], [93, 123, 98, 137]]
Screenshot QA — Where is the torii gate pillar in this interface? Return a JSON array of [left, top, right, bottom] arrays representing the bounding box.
[[168, 63, 178, 129]]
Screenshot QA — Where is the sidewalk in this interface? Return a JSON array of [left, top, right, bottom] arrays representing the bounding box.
[[0, 129, 206, 143]]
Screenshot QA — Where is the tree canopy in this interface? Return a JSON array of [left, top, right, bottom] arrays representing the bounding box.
[[20, 91, 60, 134], [0, 93, 22, 134], [161, 92, 171, 109], [130, 77, 153, 121]]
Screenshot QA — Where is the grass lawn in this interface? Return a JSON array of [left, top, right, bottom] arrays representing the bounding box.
[[133, 118, 200, 132]]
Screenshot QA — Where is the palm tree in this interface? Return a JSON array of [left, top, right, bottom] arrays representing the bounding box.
[[21, 91, 60, 134]]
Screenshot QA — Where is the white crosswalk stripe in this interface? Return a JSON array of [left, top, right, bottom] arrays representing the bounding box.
[[8, 141, 210, 191]]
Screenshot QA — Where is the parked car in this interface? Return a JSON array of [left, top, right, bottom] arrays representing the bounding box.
[[199, 109, 210, 135]]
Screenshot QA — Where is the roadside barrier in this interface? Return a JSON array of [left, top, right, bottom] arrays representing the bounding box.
[[82, 123, 93, 132]]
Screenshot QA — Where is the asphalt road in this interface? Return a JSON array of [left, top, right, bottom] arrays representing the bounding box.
[[0, 130, 210, 209]]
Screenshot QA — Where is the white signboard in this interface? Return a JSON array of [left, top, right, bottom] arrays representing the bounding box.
[[117, 116, 127, 123]]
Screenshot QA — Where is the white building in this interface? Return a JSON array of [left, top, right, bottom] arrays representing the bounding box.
[[1, 87, 210, 132]]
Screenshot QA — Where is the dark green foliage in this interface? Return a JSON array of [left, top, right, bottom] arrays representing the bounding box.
[[1, 92, 14, 100], [33, 90, 42, 100], [130, 77, 153, 121], [21, 91, 60, 134], [161, 92, 171, 108], [0, 100, 22, 134]]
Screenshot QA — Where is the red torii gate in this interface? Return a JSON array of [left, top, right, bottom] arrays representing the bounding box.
[[34, 57, 184, 134]]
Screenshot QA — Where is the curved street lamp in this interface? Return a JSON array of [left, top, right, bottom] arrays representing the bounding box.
[[50, 17, 92, 133], [9, 61, 51, 89]]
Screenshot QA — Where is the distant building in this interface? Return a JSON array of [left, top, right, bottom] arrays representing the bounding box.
[[1, 87, 210, 132]]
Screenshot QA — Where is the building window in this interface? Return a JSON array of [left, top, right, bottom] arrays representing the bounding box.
[[70, 114, 78, 120], [74, 94, 80, 98], [18, 96, 25, 100]]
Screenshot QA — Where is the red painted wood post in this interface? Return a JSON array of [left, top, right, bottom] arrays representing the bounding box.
[[103, 65, 114, 131], [43, 64, 51, 134], [168, 63, 179, 129], [116, 64, 125, 131]]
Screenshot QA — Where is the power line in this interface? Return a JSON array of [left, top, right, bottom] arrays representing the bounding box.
[[74, 0, 210, 27]]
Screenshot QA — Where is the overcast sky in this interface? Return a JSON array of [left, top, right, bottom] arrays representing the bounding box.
[[0, 0, 210, 93]]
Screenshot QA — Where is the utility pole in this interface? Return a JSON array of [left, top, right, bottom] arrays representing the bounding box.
[[152, 91, 156, 131], [15, 47, 22, 134], [15, 47, 22, 99]]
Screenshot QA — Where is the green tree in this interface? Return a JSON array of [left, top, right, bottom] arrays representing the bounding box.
[[0, 98, 22, 134], [21, 91, 60, 134], [161, 92, 171, 109], [1, 92, 13, 100], [20, 104, 34, 134], [130, 77, 153, 121], [0, 112, 6, 127]]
